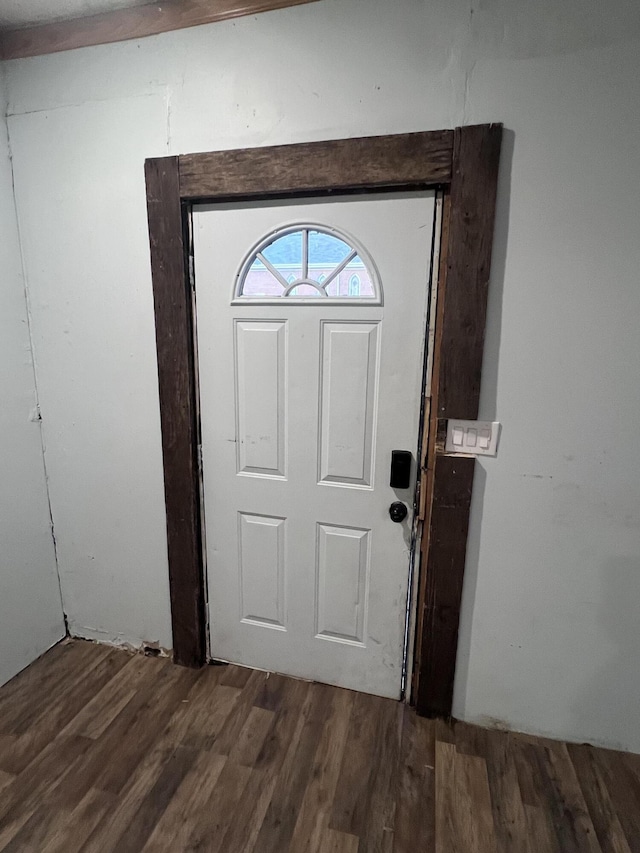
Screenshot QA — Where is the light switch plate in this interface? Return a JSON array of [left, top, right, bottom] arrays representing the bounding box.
[[445, 420, 501, 457]]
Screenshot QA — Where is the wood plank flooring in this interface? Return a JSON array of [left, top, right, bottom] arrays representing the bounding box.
[[0, 640, 637, 852]]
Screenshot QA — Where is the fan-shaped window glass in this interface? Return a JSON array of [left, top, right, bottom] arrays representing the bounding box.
[[234, 224, 381, 304]]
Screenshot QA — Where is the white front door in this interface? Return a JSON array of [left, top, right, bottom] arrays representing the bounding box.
[[193, 192, 434, 699]]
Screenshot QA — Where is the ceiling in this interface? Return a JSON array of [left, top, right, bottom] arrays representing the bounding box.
[[0, 0, 150, 29]]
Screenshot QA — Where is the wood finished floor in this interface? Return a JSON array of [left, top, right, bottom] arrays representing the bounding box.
[[0, 641, 638, 852]]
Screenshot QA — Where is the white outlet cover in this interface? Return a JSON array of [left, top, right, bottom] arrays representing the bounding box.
[[445, 420, 501, 456]]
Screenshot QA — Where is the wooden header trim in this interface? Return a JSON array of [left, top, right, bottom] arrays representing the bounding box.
[[178, 131, 454, 200], [0, 0, 320, 61]]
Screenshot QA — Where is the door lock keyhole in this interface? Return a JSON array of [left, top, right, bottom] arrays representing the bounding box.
[[389, 501, 408, 523]]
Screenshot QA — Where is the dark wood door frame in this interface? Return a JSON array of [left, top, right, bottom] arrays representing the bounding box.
[[145, 125, 502, 717]]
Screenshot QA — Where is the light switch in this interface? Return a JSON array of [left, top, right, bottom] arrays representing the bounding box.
[[445, 420, 501, 457]]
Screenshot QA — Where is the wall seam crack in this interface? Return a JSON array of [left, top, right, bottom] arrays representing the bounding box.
[[461, 0, 477, 126], [1, 66, 69, 636]]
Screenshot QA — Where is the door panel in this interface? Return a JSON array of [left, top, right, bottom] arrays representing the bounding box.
[[194, 192, 434, 699], [238, 512, 286, 629], [234, 320, 287, 478], [315, 522, 370, 644], [319, 321, 379, 487]]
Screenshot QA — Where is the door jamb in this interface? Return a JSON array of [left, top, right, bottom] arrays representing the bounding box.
[[145, 125, 502, 716], [402, 187, 444, 700]]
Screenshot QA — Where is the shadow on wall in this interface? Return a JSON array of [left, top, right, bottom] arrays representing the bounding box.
[[573, 555, 640, 751], [449, 129, 514, 712], [452, 462, 487, 715], [477, 127, 514, 423]]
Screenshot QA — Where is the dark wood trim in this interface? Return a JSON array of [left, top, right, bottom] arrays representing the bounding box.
[[145, 156, 206, 668], [414, 123, 502, 717], [145, 125, 503, 714], [415, 455, 476, 716], [178, 131, 454, 199], [438, 124, 503, 419], [0, 0, 320, 61]]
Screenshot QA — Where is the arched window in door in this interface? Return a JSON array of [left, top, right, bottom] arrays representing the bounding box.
[[233, 223, 382, 304]]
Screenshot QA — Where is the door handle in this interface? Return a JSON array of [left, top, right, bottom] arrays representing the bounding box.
[[389, 501, 408, 523], [390, 450, 412, 489]]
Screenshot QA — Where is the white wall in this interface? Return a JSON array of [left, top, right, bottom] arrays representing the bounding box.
[[3, 0, 640, 749], [0, 69, 65, 686]]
